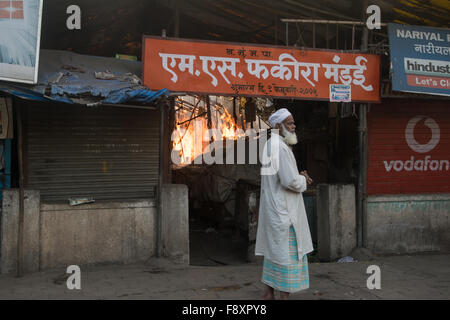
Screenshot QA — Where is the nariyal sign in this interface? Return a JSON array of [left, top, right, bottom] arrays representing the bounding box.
[[367, 101, 450, 195], [0, 0, 43, 84], [143, 37, 380, 102], [388, 23, 450, 97]]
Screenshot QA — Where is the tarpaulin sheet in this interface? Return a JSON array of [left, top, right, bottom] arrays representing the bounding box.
[[0, 49, 168, 104]]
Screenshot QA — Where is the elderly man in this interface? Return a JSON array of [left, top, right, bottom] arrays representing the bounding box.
[[255, 108, 313, 300]]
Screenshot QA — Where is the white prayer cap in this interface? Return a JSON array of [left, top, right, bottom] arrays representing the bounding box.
[[268, 108, 292, 128]]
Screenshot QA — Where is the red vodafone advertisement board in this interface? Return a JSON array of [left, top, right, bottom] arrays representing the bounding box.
[[142, 36, 380, 102], [367, 100, 450, 195]]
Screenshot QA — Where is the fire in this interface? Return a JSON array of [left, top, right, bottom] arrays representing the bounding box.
[[220, 108, 240, 140], [173, 96, 245, 166], [172, 108, 199, 165]]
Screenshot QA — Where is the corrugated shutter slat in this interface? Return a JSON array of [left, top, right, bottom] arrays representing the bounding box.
[[25, 103, 160, 202]]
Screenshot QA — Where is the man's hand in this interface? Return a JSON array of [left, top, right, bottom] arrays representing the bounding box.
[[300, 170, 313, 185]]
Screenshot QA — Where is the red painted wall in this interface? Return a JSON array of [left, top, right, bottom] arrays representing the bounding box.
[[367, 99, 450, 195]]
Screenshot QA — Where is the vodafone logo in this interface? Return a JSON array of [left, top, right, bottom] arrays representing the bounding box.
[[405, 116, 440, 153], [383, 115, 448, 173]]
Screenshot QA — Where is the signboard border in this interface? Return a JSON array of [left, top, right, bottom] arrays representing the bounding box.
[[388, 22, 450, 97], [142, 35, 381, 103]]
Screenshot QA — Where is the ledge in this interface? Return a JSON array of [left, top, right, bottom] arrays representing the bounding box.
[[367, 194, 450, 203], [41, 199, 156, 211]]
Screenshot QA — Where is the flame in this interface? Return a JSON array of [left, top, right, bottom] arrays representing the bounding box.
[[220, 108, 239, 140], [172, 108, 196, 165], [173, 97, 245, 166]]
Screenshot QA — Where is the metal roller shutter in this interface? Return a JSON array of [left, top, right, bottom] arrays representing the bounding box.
[[24, 102, 160, 202], [367, 99, 450, 195]]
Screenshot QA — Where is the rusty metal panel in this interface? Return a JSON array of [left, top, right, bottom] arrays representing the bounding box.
[[25, 103, 160, 202], [367, 99, 450, 195]]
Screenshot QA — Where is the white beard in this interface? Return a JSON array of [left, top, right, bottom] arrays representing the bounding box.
[[281, 124, 298, 145]]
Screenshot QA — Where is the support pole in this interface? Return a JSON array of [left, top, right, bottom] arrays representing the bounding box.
[[313, 23, 316, 48], [352, 25, 355, 50], [357, 105, 367, 248], [357, 0, 369, 249], [285, 22, 289, 46], [156, 99, 168, 258], [233, 97, 237, 125], [206, 96, 215, 145], [206, 96, 212, 131], [16, 102, 24, 277], [336, 24, 339, 49]]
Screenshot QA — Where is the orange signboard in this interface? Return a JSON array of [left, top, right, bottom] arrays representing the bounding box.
[[143, 36, 381, 102]]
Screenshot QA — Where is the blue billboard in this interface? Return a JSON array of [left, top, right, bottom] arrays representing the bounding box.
[[388, 23, 450, 97]]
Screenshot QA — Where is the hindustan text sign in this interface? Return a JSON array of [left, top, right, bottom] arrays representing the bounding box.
[[143, 37, 380, 102], [388, 23, 450, 97]]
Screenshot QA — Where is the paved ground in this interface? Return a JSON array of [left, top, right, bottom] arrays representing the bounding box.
[[0, 253, 449, 300]]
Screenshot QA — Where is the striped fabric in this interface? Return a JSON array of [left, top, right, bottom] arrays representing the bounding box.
[[261, 226, 309, 293]]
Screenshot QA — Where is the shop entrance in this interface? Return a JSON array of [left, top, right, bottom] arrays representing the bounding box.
[[276, 99, 360, 257], [170, 95, 360, 265], [171, 95, 267, 266]]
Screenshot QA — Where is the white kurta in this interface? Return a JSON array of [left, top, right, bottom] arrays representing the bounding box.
[[255, 133, 314, 265]]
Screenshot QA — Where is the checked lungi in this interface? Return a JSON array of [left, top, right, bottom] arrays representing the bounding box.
[[261, 226, 309, 293]]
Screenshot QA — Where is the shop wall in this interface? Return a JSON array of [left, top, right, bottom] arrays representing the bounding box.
[[1, 185, 191, 273], [1, 97, 191, 273], [366, 194, 450, 253], [365, 99, 450, 253], [39, 200, 157, 269], [1, 189, 157, 273]]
